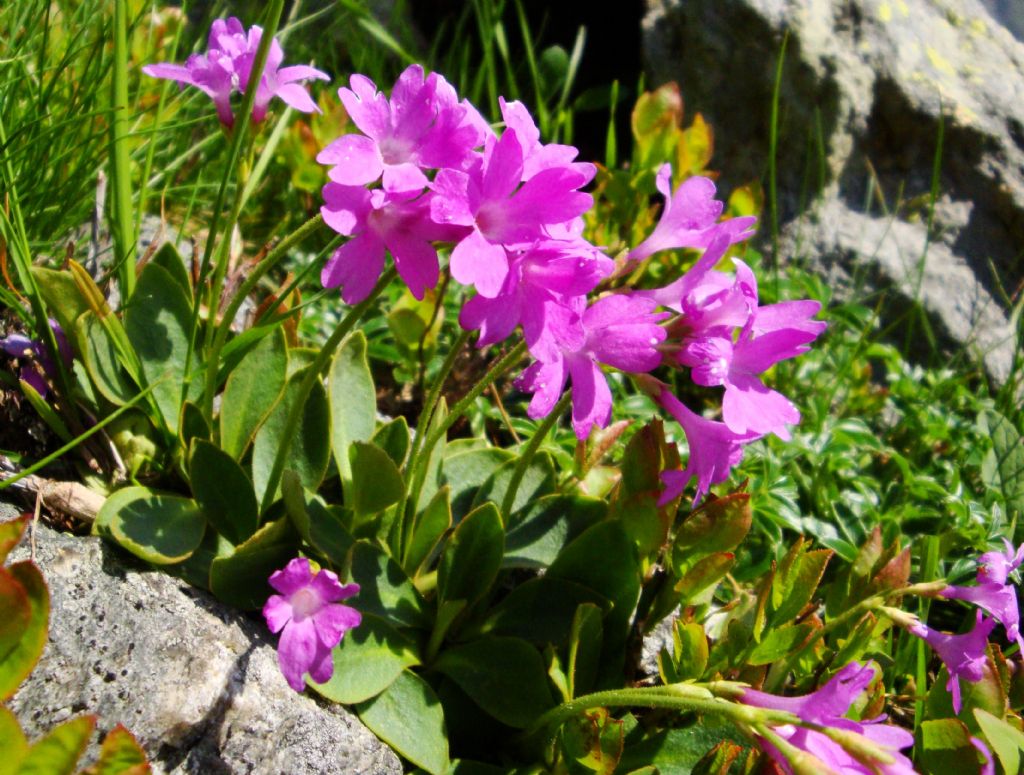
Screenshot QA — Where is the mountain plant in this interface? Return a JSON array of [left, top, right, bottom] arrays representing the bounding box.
[[1, 3, 1023, 774]]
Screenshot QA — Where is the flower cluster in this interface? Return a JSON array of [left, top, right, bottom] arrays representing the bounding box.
[[740, 661, 917, 774], [316, 66, 825, 497], [143, 17, 328, 126], [895, 540, 1024, 713], [263, 558, 361, 692], [0, 319, 72, 399]]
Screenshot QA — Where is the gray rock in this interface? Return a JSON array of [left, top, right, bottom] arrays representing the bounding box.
[[8, 524, 401, 775], [781, 196, 1018, 384], [642, 0, 1023, 382], [982, 0, 1024, 41]]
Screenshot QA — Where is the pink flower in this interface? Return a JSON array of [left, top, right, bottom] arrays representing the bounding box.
[[143, 17, 328, 126], [741, 662, 916, 775], [908, 611, 996, 714], [942, 582, 1023, 651], [318, 65, 485, 193], [263, 558, 361, 692], [971, 736, 996, 775], [515, 294, 667, 440], [653, 385, 759, 504], [977, 539, 1024, 585], [627, 164, 756, 263], [320, 183, 466, 303], [458, 239, 613, 349], [1, 319, 73, 399], [430, 128, 594, 298], [653, 245, 826, 441]]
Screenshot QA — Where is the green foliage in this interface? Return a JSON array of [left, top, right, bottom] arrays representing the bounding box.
[[6, 3, 1024, 773]]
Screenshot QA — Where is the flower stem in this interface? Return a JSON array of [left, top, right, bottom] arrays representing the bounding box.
[[258, 268, 396, 513], [400, 341, 527, 543], [395, 328, 473, 559], [499, 390, 571, 523], [202, 213, 325, 423], [524, 682, 795, 747], [110, 0, 136, 299]]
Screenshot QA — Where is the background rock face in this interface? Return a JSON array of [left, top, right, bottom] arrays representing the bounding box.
[[9, 525, 401, 775], [642, 0, 1022, 382]]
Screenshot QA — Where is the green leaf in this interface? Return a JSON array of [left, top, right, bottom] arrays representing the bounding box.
[[617, 721, 749, 775], [661, 622, 709, 684], [983, 409, 1024, 523], [504, 495, 606, 569], [350, 441, 405, 518], [252, 365, 331, 504], [974, 708, 1024, 775], [672, 493, 751, 574], [747, 622, 816, 666], [357, 670, 449, 775], [219, 326, 288, 460], [675, 553, 735, 607], [18, 715, 94, 775], [309, 614, 420, 704], [75, 310, 136, 405], [438, 503, 504, 610], [350, 541, 430, 629], [19, 378, 71, 442], [770, 540, 832, 626], [0, 705, 28, 775], [0, 515, 28, 564], [189, 440, 259, 545], [0, 567, 30, 664], [149, 242, 192, 301], [548, 521, 640, 684], [209, 518, 298, 609], [328, 331, 376, 487], [88, 724, 150, 774], [96, 487, 206, 565], [125, 261, 194, 434], [29, 266, 89, 338], [416, 398, 448, 514], [441, 446, 514, 523], [373, 417, 410, 468], [281, 474, 354, 567], [472, 452, 556, 521], [478, 576, 608, 645], [919, 718, 984, 773], [434, 637, 553, 728], [180, 401, 210, 448], [0, 562, 48, 701], [568, 603, 604, 699], [403, 486, 452, 577]]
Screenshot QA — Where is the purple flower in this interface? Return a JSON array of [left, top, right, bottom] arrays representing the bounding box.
[[655, 250, 825, 441], [971, 736, 996, 775], [740, 662, 916, 775], [320, 183, 466, 303], [318, 65, 486, 194], [908, 611, 996, 713], [499, 99, 595, 182], [977, 539, 1024, 585], [627, 164, 756, 263], [263, 558, 361, 692], [515, 294, 667, 440], [942, 582, 1023, 651], [458, 239, 613, 349], [1, 319, 73, 398], [653, 385, 759, 504], [143, 17, 328, 126], [431, 128, 594, 298]]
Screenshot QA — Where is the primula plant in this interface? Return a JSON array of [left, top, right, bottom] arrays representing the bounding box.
[[2, 3, 1024, 774]]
